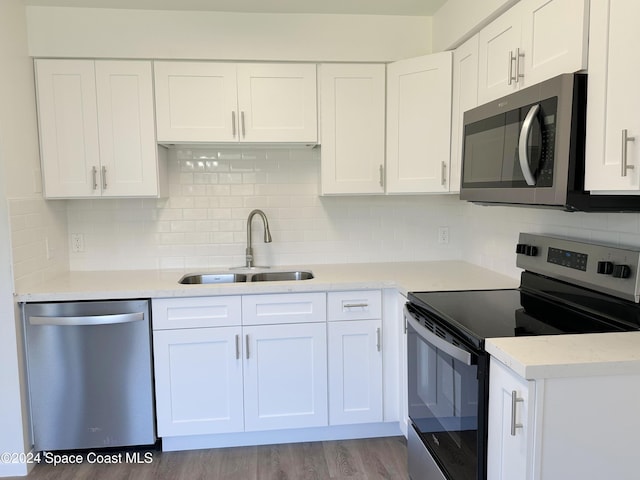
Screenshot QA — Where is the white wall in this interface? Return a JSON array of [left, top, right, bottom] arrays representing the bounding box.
[[462, 203, 640, 279], [432, 0, 518, 50], [26, 7, 432, 61], [0, 1, 36, 475]]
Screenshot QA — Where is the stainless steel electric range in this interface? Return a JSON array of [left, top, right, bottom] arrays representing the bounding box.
[[405, 233, 640, 480]]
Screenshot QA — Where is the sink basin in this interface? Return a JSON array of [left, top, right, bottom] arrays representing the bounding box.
[[179, 273, 248, 284], [178, 270, 314, 284], [250, 271, 314, 282]]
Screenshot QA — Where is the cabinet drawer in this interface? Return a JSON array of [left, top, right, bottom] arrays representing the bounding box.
[[152, 296, 241, 330], [328, 290, 382, 321], [242, 292, 326, 325]]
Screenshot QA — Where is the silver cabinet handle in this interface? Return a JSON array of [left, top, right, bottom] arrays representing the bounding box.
[[511, 390, 524, 436], [508, 49, 525, 85], [622, 129, 635, 177], [245, 334, 250, 359], [441, 161, 447, 186], [518, 104, 540, 186], [344, 303, 369, 309], [232, 111, 237, 138], [241, 111, 246, 138], [379, 164, 384, 188], [515, 48, 525, 83], [92, 166, 98, 190], [29, 312, 144, 326], [508, 50, 515, 85], [101, 166, 107, 190], [235, 334, 240, 360], [376, 327, 381, 352]]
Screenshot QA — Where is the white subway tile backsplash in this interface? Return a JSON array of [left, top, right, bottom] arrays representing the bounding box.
[[60, 147, 466, 270], [16, 145, 640, 279]]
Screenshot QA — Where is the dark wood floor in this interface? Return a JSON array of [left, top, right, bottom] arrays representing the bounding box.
[[9, 436, 408, 480]]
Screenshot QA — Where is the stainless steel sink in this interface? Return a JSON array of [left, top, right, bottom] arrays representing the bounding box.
[[250, 271, 314, 282], [179, 273, 248, 284], [178, 270, 314, 284]]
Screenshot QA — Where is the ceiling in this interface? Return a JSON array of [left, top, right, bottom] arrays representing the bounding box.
[[22, 0, 448, 16]]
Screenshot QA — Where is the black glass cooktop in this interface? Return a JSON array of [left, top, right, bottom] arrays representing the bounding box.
[[408, 272, 640, 351]]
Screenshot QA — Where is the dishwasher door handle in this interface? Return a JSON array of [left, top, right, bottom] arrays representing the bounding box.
[[29, 312, 145, 326]]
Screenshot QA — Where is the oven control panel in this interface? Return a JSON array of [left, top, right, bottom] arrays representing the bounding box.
[[516, 233, 640, 302]]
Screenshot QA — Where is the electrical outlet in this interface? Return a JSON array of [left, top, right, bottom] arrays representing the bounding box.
[[438, 226, 450, 244], [71, 234, 85, 253]]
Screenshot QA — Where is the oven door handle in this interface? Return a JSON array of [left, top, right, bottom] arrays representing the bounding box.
[[404, 305, 472, 366]]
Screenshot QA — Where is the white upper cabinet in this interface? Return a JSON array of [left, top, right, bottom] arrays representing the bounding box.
[[154, 62, 238, 143], [154, 61, 317, 144], [236, 63, 317, 143], [450, 34, 480, 194], [319, 64, 386, 195], [386, 52, 453, 194], [585, 0, 640, 192], [478, 0, 588, 104], [35, 59, 164, 198]]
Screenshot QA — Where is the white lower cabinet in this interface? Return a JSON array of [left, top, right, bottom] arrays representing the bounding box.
[[153, 290, 393, 447], [488, 357, 532, 480], [328, 319, 382, 425], [243, 322, 328, 431], [327, 290, 383, 425], [488, 355, 640, 480], [153, 326, 244, 437]]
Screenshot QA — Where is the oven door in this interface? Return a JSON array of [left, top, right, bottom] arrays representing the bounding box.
[[405, 305, 486, 480]]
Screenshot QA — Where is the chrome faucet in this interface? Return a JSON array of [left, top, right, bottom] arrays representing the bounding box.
[[245, 209, 272, 268]]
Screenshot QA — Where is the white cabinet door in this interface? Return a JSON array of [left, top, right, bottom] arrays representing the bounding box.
[[95, 61, 159, 197], [236, 63, 318, 143], [328, 319, 382, 425], [520, 0, 588, 87], [153, 326, 244, 437], [319, 64, 386, 195], [487, 357, 532, 480], [154, 61, 238, 143], [585, 0, 640, 192], [386, 52, 453, 194], [243, 322, 328, 431], [478, 4, 522, 104], [36, 59, 162, 199], [35, 59, 100, 198], [450, 34, 479, 193], [478, 0, 588, 104]]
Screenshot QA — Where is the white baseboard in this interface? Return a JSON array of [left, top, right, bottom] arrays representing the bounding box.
[[161, 422, 402, 452]]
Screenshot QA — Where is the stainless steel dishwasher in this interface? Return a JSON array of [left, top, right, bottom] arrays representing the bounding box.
[[23, 299, 156, 451]]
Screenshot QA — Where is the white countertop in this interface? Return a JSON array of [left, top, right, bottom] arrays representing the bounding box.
[[15, 261, 518, 302], [486, 332, 640, 380]]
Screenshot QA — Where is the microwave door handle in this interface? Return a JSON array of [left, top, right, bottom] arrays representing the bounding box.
[[518, 104, 541, 186], [404, 305, 472, 366]]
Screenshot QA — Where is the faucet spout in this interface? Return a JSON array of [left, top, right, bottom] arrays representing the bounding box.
[[245, 209, 272, 268]]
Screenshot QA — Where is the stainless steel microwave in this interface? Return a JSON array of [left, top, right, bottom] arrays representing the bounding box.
[[460, 73, 640, 211]]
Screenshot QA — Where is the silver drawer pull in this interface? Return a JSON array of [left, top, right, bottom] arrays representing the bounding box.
[[343, 303, 369, 309]]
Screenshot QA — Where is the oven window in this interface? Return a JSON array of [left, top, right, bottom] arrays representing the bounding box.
[[408, 320, 479, 480]]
